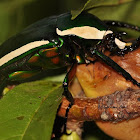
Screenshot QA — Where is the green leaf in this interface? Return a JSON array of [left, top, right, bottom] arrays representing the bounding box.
[[71, 0, 140, 37], [0, 80, 63, 140], [71, 0, 133, 19]]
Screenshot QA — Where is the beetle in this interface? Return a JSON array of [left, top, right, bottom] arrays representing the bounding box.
[[0, 12, 140, 133]]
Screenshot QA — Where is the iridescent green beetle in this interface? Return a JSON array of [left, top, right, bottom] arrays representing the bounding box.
[[0, 12, 140, 102]]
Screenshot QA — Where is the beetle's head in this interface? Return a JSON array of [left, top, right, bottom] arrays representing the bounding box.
[[102, 32, 128, 53]]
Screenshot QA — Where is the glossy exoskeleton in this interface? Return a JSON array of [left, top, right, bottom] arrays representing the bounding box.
[[0, 12, 140, 134]]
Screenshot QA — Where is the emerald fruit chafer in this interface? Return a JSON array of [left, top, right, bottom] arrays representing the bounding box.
[[0, 12, 140, 104]]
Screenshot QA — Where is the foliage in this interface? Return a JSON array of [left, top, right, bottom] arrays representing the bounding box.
[[0, 80, 62, 140]]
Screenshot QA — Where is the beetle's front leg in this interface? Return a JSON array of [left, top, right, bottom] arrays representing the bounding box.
[[91, 49, 140, 87], [63, 62, 78, 104], [62, 62, 77, 134], [103, 20, 140, 31]]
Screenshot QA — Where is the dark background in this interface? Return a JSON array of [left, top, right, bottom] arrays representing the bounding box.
[[0, 0, 87, 44]]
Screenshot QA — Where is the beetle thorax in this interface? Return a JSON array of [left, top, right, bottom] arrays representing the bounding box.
[[56, 26, 112, 40]]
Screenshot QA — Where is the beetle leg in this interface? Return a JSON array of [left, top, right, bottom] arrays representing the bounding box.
[[63, 62, 77, 134], [104, 20, 140, 31], [91, 49, 140, 87], [8, 71, 40, 81], [63, 54, 85, 102], [62, 54, 85, 134], [0, 70, 40, 95], [63, 62, 77, 111]]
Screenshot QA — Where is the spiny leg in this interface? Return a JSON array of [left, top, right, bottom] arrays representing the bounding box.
[[63, 54, 85, 102], [91, 49, 140, 87], [103, 20, 140, 31], [63, 62, 77, 134]]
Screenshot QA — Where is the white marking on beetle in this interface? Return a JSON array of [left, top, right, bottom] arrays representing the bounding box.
[[115, 38, 126, 49], [57, 26, 127, 50], [0, 40, 50, 67], [56, 26, 113, 39]]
